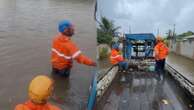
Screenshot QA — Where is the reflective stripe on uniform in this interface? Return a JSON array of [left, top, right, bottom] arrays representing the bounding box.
[[111, 55, 121, 59], [52, 48, 81, 60], [52, 48, 72, 59], [72, 50, 81, 58]]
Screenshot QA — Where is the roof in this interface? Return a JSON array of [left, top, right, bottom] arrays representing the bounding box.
[[125, 33, 156, 41]]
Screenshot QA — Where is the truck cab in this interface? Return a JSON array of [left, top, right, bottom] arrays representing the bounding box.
[[121, 33, 156, 71], [123, 33, 156, 59]]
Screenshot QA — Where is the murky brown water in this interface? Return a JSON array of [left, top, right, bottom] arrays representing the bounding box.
[[0, 0, 96, 109]]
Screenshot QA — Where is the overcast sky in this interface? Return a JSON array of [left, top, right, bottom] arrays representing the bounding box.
[[96, 0, 194, 36]]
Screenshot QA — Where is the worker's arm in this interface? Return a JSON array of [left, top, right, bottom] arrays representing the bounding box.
[[165, 45, 169, 55], [74, 54, 96, 66], [49, 105, 62, 110], [154, 46, 159, 60], [115, 55, 124, 62], [68, 41, 96, 66]]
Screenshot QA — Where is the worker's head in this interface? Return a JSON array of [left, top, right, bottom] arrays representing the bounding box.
[[156, 35, 163, 43], [112, 43, 120, 51], [28, 75, 54, 104], [58, 20, 74, 37]]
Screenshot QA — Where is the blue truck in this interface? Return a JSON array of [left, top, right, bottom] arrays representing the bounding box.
[[123, 33, 156, 59], [87, 33, 157, 110]]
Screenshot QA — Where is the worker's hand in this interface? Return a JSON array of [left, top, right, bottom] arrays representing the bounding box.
[[90, 62, 97, 66]]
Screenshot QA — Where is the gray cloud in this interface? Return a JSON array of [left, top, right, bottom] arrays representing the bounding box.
[[97, 0, 194, 36]]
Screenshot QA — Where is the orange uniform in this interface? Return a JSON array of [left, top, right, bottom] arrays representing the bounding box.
[[110, 49, 124, 65], [15, 101, 61, 110], [51, 33, 94, 70], [154, 42, 169, 60]]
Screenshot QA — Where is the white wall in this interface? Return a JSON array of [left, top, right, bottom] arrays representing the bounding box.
[[169, 39, 194, 60]]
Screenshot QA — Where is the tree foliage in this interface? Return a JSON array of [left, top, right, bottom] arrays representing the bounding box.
[[177, 31, 194, 38], [97, 29, 112, 44], [97, 17, 120, 45]]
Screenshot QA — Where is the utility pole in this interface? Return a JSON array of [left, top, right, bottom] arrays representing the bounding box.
[[173, 24, 176, 37], [157, 28, 160, 36], [129, 25, 132, 34]]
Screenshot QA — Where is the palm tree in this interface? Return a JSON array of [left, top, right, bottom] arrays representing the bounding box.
[[97, 17, 120, 45], [99, 17, 120, 36]]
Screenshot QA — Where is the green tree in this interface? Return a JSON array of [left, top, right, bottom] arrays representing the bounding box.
[[97, 29, 112, 44], [97, 17, 120, 45], [177, 31, 194, 38]]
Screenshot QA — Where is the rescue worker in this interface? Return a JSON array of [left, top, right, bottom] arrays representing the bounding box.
[[154, 36, 169, 80], [110, 43, 128, 72], [15, 75, 61, 110], [51, 20, 96, 77]]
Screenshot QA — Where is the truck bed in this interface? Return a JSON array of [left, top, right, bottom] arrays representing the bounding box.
[[96, 71, 193, 110]]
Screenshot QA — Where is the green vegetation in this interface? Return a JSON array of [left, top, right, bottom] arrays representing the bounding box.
[[97, 17, 120, 45], [97, 29, 112, 45], [177, 31, 194, 39], [166, 30, 194, 41], [99, 47, 109, 60]]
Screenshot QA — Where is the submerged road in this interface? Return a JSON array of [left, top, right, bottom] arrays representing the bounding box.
[[97, 71, 193, 110], [0, 0, 96, 109]]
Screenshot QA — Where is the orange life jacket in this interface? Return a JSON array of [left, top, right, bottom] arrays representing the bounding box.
[[15, 101, 61, 110], [154, 42, 169, 60], [110, 49, 124, 65], [51, 33, 94, 70]]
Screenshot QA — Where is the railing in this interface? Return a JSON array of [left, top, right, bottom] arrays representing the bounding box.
[[86, 65, 117, 110], [96, 65, 118, 101], [87, 71, 97, 110], [97, 65, 116, 82], [166, 63, 194, 96]]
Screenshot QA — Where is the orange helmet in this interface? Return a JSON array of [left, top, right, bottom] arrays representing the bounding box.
[[28, 75, 53, 104]]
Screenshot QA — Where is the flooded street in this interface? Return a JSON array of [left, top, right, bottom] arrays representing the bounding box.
[[96, 72, 193, 110], [0, 0, 96, 109]]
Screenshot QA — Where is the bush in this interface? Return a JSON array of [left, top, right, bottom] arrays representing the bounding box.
[[99, 47, 109, 60]]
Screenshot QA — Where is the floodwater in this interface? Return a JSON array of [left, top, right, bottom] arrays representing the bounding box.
[[0, 0, 96, 109], [96, 72, 193, 110]]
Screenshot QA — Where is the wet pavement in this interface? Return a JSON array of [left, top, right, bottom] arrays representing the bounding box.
[[96, 71, 193, 110], [0, 0, 96, 109], [167, 52, 194, 83]]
